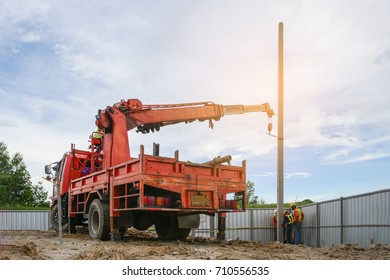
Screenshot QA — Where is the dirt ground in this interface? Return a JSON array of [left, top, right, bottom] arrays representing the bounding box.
[[0, 228, 389, 260]]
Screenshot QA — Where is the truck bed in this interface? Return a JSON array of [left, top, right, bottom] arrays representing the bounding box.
[[68, 145, 246, 216]]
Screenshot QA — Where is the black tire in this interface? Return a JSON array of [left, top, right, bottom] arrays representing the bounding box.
[[88, 199, 110, 241], [177, 228, 191, 240], [155, 215, 179, 240], [50, 203, 68, 232]]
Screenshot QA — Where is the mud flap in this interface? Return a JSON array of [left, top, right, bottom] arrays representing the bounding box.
[[177, 214, 200, 229]]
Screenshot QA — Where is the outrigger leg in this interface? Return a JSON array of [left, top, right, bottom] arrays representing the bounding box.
[[217, 212, 226, 240]]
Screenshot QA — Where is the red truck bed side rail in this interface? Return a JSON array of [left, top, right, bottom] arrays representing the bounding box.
[[68, 145, 246, 217]]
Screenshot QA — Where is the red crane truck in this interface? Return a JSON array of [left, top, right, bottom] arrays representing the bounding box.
[[44, 99, 273, 241]]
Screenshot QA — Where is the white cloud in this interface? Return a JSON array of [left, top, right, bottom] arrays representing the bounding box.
[[375, 48, 390, 64], [285, 172, 310, 179], [20, 32, 41, 43], [11, 48, 23, 55], [253, 172, 276, 178], [320, 134, 390, 165], [322, 150, 390, 165], [0, 1, 49, 23], [53, 43, 135, 87], [252, 172, 310, 179]]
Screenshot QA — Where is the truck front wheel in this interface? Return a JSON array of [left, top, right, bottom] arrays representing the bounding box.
[[50, 203, 68, 232], [88, 199, 110, 241]]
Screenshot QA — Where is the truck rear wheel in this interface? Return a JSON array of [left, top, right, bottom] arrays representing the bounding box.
[[50, 203, 68, 232], [155, 215, 179, 240], [88, 199, 110, 241], [177, 228, 191, 240]]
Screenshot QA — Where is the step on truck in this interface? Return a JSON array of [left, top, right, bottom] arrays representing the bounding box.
[[44, 99, 273, 241]]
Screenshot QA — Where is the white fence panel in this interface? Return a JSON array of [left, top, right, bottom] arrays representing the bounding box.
[[0, 210, 50, 231]]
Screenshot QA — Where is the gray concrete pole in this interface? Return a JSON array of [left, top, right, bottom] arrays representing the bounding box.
[[277, 22, 284, 243]]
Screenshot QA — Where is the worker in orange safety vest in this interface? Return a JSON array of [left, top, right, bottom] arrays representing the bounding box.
[[273, 209, 278, 241], [290, 202, 304, 245]]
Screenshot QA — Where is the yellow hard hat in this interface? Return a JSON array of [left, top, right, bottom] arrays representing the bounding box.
[[290, 202, 296, 207]]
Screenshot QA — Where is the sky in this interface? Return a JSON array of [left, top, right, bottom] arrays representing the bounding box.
[[1, 0, 389, 204]]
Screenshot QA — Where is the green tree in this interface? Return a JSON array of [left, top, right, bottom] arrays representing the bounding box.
[[9, 152, 33, 205], [235, 180, 265, 208], [30, 182, 50, 207], [0, 142, 49, 208], [246, 180, 267, 207], [246, 180, 259, 206], [0, 142, 12, 206], [300, 199, 314, 205], [0, 142, 11, 174]]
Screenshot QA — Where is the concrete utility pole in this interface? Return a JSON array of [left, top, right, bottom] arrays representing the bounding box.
[[276, 22, 285, 243]]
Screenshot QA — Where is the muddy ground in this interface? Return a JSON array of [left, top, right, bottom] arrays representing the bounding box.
[[0, 228, 389, 260]]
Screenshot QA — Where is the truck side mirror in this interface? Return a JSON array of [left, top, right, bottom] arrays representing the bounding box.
[[45, 165, 52, 175]]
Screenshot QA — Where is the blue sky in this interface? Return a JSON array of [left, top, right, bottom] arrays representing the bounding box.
[[1, 0, 389, 203]]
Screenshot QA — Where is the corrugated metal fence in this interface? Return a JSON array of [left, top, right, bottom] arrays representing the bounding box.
[[1, 188, 389, 247], [194, 188, 390, 248], [0, 210, 50, 231], [301, 189, 390, 247]]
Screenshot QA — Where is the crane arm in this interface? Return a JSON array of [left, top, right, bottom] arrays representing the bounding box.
[[94, 98, 273, 168], [222, 103, 273, 117], [96, 99, 274, 134]]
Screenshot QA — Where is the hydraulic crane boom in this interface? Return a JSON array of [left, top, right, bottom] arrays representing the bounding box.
[[94, 99, 274, 169]]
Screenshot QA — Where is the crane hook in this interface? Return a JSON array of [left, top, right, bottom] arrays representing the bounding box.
[[267, 117, 273, 134], [267, 117, 277, 137], [268, 122, 273, 134], [208, 119, 214, 129]]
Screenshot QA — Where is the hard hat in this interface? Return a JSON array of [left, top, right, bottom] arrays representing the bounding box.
[[290, 202, 296, 207], [274, 209, 277, 214]]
